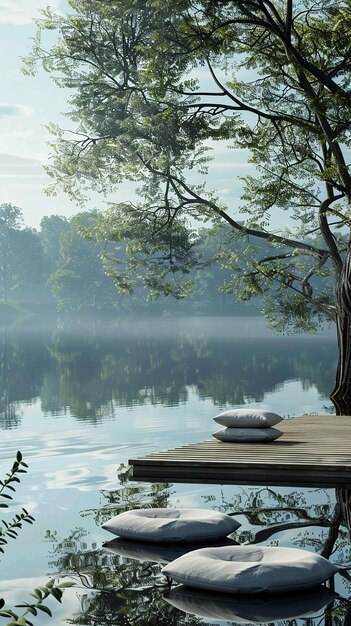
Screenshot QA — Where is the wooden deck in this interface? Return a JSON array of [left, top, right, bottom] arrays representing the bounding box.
[[129, 414, 351, 487]]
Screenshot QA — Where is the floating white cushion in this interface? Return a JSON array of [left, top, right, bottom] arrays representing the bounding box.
[[214, 409, 283, 428], [164, 585, 337, 622], [102, 508, 241, 543], [162, 546, 339, 594], [213, 427, 282, 442]]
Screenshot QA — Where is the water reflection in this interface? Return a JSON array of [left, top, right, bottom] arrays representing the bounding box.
[[44, 467, 351, 626], [103, 536, 239, 565], [164, 585, 337, 623], [206, 485, 351, 567], [0, 318, 337, 428]]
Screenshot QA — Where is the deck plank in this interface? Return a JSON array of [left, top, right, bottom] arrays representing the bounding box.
[[129, 414, 351, 486]]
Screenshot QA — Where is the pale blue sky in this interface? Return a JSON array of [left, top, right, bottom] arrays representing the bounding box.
[[0, 0, 76, 226], [0, 0, 252, 229]]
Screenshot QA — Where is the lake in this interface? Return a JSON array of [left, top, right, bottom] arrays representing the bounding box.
[[1, 315, 350, 626]]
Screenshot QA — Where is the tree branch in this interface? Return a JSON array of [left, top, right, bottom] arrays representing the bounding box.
[[136, 152, 330, 259]]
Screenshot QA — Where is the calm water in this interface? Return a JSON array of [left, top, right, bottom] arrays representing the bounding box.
[[0, 316, 350, 626]]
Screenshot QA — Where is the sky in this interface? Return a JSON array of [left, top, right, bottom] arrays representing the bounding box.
[[0, 0, 77, 227], [0, 0, 252, 229]]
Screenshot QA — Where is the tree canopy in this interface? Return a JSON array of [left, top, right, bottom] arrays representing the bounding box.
[[25, 0, 351, 410]]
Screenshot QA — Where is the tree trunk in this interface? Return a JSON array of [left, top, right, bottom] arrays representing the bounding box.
[[330, 252, 351, 415]]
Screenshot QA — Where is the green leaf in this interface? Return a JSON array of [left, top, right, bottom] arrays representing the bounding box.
[[5, 531, 18, 539], [37, 605, 52, 617], [50, 588, 62, 602], [26, 608, 37, 617], [44, 580, 54, 589], [57, 581, 76, 588], [29, 589, 42, 600]]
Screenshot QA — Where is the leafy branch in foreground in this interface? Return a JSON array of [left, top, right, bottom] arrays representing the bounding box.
[[0, 581, 75, 626], [0, 453, 75, 625], [0, 451, 34, 554]]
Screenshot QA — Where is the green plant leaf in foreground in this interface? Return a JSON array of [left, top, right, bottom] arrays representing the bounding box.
[[0, 580, 75, 626], [0, 454, 75, 624], [0, 453, 35, 556]]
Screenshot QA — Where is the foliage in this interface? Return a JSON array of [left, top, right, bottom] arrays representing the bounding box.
[[39, 214, 70, 274], [0, 204, 262, 315], [49, 212, 119, 311], [0, 580, 75, 626], [0, 204, 51, 305], [0, 451, 33, 554], [92, 205, 201, 300], [24, 0, 351, 332], [0, 453, 75, 626]]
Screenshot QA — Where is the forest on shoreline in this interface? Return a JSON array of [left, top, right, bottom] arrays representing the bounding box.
[[0, 203, 262, 319]]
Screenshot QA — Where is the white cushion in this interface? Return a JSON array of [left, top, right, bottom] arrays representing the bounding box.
[[214, 409, 283, 428], [164, 585, 337, 622], [162, 546, 339, 593], [102, 508, 241, 543], [213, 427, 282, 442]]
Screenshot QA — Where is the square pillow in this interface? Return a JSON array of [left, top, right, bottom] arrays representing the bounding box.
[[214, 409, 283, 428], [213, 427, 282, 442]]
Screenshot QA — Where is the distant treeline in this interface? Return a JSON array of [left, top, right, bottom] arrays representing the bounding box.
[[0, 203, 264, 317]]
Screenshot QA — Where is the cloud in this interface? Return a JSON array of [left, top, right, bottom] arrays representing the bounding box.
[[0, 0, 62, 25], [0, 152, 46, 178], [0, 103, 32, 117]]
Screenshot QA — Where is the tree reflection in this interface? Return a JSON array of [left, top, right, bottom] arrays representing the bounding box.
[[48, 469, 200, 626], [0, 319, 338, 428], [207, 485, 351, 580], [45, 467, 351, 626], [0, 325, 50, 428]]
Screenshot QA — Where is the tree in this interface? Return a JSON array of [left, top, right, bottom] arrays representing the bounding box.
[[10, 228, 49, 303], [26, 1, 351, 412], [39, 214, 70, 275], [49, 212, 119, 311], [0, 204, 23, 303], [0, 204, 49, 304]]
